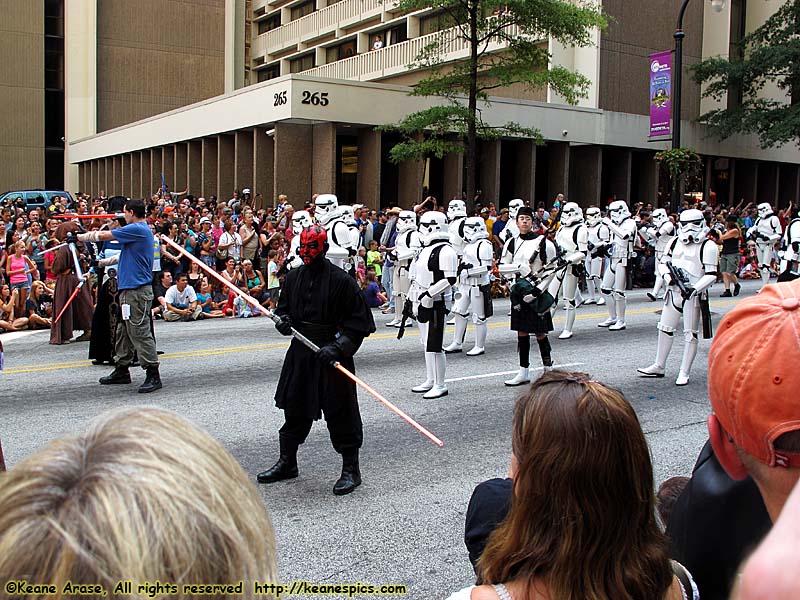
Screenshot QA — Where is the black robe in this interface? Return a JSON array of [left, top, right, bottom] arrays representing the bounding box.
[[274, 258, 376, 420]]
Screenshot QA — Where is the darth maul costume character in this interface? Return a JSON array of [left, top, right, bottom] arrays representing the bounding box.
[[257, 224, 376, 495]]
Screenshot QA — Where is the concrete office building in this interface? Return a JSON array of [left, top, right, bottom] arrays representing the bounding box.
[[9, 0, 800, 208]]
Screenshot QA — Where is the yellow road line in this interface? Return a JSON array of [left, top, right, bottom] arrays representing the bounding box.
[[1, 299, 739, 375]]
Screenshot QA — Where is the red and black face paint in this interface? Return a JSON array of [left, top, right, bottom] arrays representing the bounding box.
[[299, 224, 328, 265]]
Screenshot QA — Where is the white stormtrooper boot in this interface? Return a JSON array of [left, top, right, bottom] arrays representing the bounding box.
[[467, 321, 487, 356], [504, 367, 530, 387], [608, 295, 627, 330], [412, 352, 435, 393], [443, 314, 468, 353], [559, 305, 576, 339], [637, 330, 674, 378], [675, 335, 698, 386], [424, 352, 448, 398]]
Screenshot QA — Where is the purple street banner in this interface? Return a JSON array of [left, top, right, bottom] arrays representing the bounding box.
[[649, 50, 672, 137]]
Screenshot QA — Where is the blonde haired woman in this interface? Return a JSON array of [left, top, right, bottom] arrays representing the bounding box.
[[0, 407, 278, 599]]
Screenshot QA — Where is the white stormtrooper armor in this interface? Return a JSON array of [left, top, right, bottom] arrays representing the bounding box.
[[598, 200, 638, 330], [643, 209, 676, 301], [339, 205, 363, 248], [408, 211, 459, 399], [387, 211, 421, 327], [747, 203, 782, 290], [447, 199, 468, 255], [779, 216, 800, 279], [285, 209, 314, 271], [314, 194, 357, 271], [443, 216, 494, 356], [584, 207, 609, 306], [549, 202, 588, 339], [638, 209, 719, 386], [498, 198, 525, 244]]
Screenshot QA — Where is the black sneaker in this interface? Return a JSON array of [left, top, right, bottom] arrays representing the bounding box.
[[733, 282, 741, 296], [720, 290, 732, 297]]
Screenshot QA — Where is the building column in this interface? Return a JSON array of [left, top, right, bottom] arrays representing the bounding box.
[[253, 128, 274, 208], [150, 148, 163, 195], [131, 152, 141, 199], [398, 159, 425, 208], [120, 154, 129, 197], [163, 145, 175, 193], [202, 138, 218, 199], [479, 140, 501, 210], [734, 160, 758, 206], [235, 130, 254, 192], [274, 123, 312, 207], [312, 123, 337, 196], [548, 142, 570, 202], [512, 140, 536, 206], [175, 143, 188, 195], [570, 146, 602, 208], [188, 141, 202, 198], [140, 151, 152, 198], [218, 134, 235, 201], [443, 151, 464, 205], [358, 128, 381, 207], [102, 158, 110, 196]]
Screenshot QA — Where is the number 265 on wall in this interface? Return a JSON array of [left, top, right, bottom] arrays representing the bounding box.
[[273, 90, 330, 107], [273, 91, 288, 106]]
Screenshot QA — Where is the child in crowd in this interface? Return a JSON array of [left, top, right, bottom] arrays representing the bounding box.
[[196, 278, 225, 318], [361, 269, 387, 308], [266, 249, 280, 310], [366, 239, 383, 278]]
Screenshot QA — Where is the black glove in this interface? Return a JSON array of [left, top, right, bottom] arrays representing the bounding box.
[[316, 344, 342, 367], [458, 262, 474, 274], [681, 286, 696, 301], [65, 232, 78, 245], [275, 316, 293, 336]]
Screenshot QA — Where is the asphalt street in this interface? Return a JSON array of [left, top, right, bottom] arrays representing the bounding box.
[[1, 280, 762, 599]]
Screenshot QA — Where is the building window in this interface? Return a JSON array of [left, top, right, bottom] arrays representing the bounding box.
[[291, 1, 314, 21], [290, 53, 315, 73], [387, 24, 408, 45], [727, 0, 746, 110], [257, 64, 281, 82], [420, 13, 453, 36], [258, 13, 281, 35], [327, 39, 357, 62]]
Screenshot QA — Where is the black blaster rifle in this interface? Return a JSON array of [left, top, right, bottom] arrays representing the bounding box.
[[397, 298, 415, 340], [666, 261, 712, 339]]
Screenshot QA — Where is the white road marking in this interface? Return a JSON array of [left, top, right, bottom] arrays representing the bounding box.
[[445, 362, 585, 383]]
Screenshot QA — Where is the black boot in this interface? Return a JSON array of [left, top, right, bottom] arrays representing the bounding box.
[[333, 453, 361, 496], [256, 454, 298, 484], [99, 365, 131, 385], [537, 337, 553, 368], [138, 366, 162, 393]]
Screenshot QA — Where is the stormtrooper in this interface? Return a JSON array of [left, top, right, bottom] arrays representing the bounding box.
[[548, 202, 588, 339], [747, 202, 782, 290], [408, 211, 459, 399], [314, 194, 357, 272], [778, 208, 800, 282], [637, 209, 718, 386], [339, 205, 363, 248], [387, 210, 421, 327], [447, 199, 469, 255], [597, 200, 638, 330], [584, 206, 609, 305], [642, 208, 676, 301], [284, 209, 314, 271], [443, 216, 494, 355], [498, 207, 558, 386], [498, 198, 525, 244]]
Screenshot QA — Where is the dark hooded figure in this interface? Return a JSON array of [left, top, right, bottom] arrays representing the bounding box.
[[257, 224, 376, 496], [50, 221, 93, 345]]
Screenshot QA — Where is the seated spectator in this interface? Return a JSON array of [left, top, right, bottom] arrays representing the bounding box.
[[362, 270, 387, 308], [164, 273, 202, 321], [1, 284, 29, 332], [24, 280, 52, 329], [196, 278, 225, 318], [453, 370, 697, 600], [0, 407, 278, 594], [152, 270, 172, 319], [242, 259, 268, 304]]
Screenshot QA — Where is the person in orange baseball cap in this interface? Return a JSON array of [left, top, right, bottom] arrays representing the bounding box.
[[707, 277, 800, 522]]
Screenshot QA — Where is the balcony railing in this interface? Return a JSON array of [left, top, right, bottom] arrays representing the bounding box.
[[303, 23, 524, 82], [252, 0, 395, 59]]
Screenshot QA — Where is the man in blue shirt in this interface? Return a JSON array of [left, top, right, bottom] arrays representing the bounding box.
[[78, 198, 162, 393]]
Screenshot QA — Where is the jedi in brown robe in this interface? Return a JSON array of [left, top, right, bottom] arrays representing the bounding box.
[[49, 222, 93, 345]]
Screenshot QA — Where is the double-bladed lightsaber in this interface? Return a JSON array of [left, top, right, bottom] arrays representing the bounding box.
[[160, 235, 444, 447]]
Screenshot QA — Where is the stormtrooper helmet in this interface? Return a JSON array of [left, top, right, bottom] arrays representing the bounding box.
[[678, 209, 708, 244], [608, 200, 631, 224], [585, 207, 602, 227], [396, 210, 417, 233], [447, 199, 467, 222], [651, 208, 669, 228], [339, 205, 355, 226], [757, 202, 774, 219], [314, 194, 340, 225], [508, 199, 525, 220], [418, 210, 449, 245], [291, 210, 313, 236], [463, 216, 489, 243], [560, 202, 584, 226]]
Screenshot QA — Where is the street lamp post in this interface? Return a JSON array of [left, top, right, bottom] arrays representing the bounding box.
[[670, 0, 725, 213]]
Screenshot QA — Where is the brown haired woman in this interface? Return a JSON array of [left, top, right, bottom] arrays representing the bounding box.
[[449, 370, 698, 600]]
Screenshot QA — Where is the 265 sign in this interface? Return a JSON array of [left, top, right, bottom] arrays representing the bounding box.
[[273, 91, 288, 106], [301, 91, 329, 106]]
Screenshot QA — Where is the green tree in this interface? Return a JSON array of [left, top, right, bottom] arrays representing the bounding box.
[[382, 0, 606, 202], [693, 1, 800, 148]]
